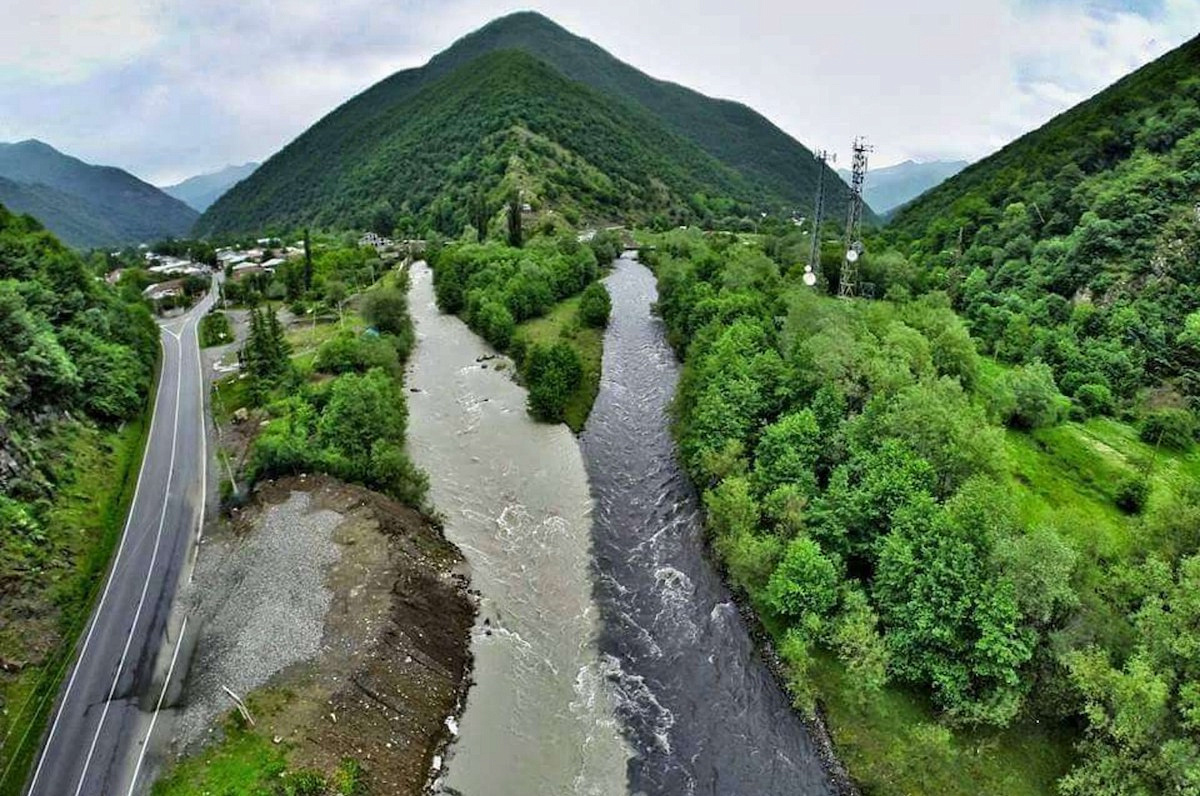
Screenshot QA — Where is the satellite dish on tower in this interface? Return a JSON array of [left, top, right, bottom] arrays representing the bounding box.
[[845, 249, 859, 263], [803, 272, 818, 286]]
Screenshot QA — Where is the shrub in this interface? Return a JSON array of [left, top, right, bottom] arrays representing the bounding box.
[[1139, 408, 1196, 451], [314, 330, 402, 376], [524, 341, 582, 422], [1115, 473, 1150, 514], [1073, 383, 1115, 417], [1005, 361, 1067, 430], [578, 281, 612, 328]]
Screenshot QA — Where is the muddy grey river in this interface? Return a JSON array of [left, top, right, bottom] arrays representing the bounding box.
[[406, 262, 630, 796], [407, 256, 834, 796]]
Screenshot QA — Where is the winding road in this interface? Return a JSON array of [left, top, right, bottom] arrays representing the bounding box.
[[24, 285, 213, 796]]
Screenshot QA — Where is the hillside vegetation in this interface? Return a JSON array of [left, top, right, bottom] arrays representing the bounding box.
[[887, 34, 1200, 416], [0, 205, 158, 792], [200, 50, 765, 237], [647, 223, 1200, 795], [0, 141, 198, 248], [199, 12, 860, 238]]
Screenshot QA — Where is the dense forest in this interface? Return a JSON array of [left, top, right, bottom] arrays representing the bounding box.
[[0, 204, 158, 787], [647, 223, 1200, 794], [198, 49, 768, 237], [410, 12, 861, 219], [885, 33, 1200, 417], [199, 12, 863, 239]]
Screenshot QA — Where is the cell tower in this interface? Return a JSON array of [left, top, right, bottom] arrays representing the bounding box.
[[838, 137, 873, 299], [803, 150, 834, 288]]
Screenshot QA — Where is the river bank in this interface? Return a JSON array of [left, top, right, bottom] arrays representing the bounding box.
[[154, 474, 473, 794]]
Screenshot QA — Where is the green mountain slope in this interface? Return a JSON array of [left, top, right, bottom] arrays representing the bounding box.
[[200, 13, 863, 236], [0, 140, 197, 247], [198, 49, 772, 235], [414, 12, 861, 218], [887, 33, 1200, 405], [0, 177, 125, 248], [162, 162, 259, 212]]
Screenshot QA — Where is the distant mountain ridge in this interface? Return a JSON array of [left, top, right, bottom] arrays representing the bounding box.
[[199, 12, 869, 236], [162, 162, 259, 212], [0, 140, 197, 247], [839, 159, 968, 215]]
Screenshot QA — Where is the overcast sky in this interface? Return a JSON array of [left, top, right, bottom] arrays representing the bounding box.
[[1, 0, 1197, 185]]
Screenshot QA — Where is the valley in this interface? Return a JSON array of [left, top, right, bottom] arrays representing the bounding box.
[[3, 7, 1200, 796]]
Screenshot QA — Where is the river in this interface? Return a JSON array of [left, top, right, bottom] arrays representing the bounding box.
[[579, 254, 836, 796], [405, 262, 631, 796], [406, 255, 835, 796]]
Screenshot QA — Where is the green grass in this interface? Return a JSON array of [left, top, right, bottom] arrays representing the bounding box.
[[152, 691, 363, 796], [0, 411, 151, 796], [151, 725, 288, 796], [516, 295, 604, 432], [811, 654, 1073, 796]]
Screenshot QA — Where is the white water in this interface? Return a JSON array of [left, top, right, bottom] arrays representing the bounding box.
[[405, 262, 632, 796]]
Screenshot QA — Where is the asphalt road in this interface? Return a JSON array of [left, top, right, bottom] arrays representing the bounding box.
[[25, 285, 214, 796]]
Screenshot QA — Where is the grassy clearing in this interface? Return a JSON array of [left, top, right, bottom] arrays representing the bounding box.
[[0, 413, 150, 796], [812, 654, 1073, 796], [516, 295, 603, 432]]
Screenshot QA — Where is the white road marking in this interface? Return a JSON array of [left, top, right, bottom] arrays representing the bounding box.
[[123, 616, 188, 796], [25, 330, 172, 795], [71, 330, 186, 796]]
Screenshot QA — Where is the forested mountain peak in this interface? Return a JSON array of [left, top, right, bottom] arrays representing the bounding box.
[[198, 13, 864, 236]]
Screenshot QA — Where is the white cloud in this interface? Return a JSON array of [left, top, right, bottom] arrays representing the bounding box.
[[0, 0, 163, 82], [0, 0, 1197, 183]]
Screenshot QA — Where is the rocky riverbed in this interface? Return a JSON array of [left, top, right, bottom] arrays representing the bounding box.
[[163, 475, 474, 792]]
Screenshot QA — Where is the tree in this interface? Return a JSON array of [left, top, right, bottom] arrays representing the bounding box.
[[753, 410, 821, 497], [507, 189, 523, 248], [765, 536, 839, 633], [318, 368, 407, 465], [524, 341, 581, 422], [362, 287, 412, 336], [471, 188, 491, 242], [578, 281, 612, 328], [1004, 361, 1066, 429]]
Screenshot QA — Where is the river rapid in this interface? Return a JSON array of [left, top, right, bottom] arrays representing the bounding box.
[[407, 256, 835, 796], [406, 262, 631, 796], [580, 254, 835, 796]]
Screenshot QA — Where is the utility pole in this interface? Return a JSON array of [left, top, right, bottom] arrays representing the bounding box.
[[804, 150, 834, 288], [839, 137, 873, 299]]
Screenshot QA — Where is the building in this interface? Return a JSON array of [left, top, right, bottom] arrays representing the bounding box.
[[142, 279, 185, 302]]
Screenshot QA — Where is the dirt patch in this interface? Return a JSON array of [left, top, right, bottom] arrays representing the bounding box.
[[170, 474, 474, 793]]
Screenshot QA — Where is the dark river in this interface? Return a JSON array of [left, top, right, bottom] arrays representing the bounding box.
[[580, 254, 836, 796]]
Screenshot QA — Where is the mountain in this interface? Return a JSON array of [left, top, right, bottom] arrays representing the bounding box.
[[162, 162, 258, 212], [0, 140, 197, 248], [199, 12, 866, 236], [840, 159, 967, 216], [887, 33, 1200, 403]]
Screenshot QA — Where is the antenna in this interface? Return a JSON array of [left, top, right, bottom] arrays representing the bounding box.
[[838, 137, 873, 299], [804, 150, 834, 288]]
